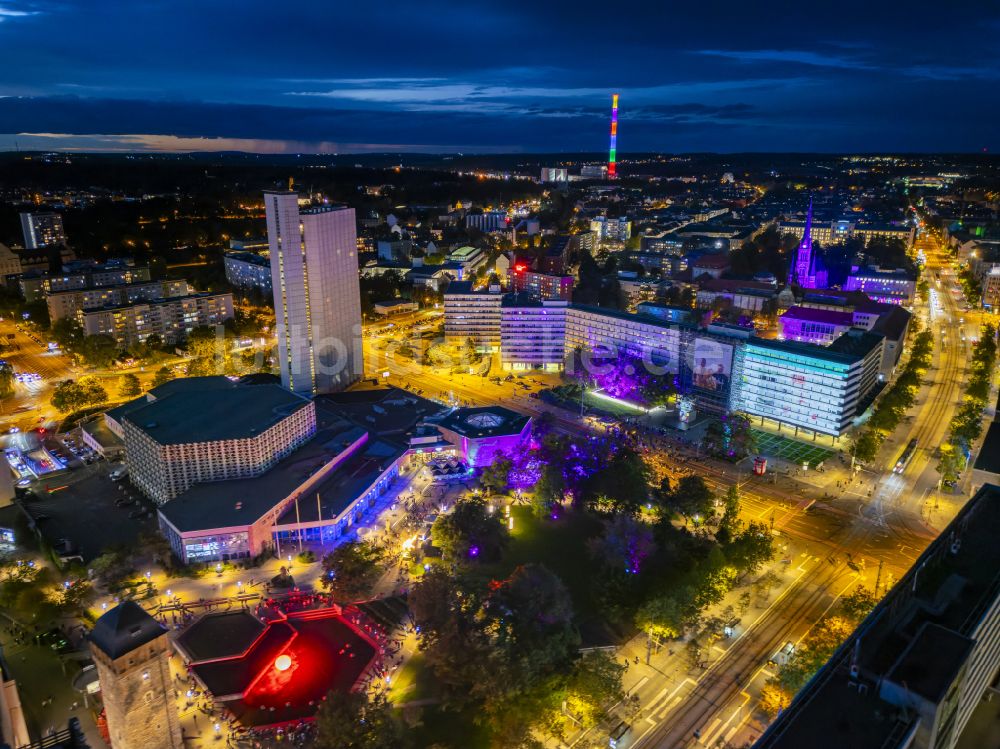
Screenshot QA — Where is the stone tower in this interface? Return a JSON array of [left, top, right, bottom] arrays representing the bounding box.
[[88, 601, 182, 749]]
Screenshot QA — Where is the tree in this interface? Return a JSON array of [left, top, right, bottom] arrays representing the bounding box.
[[138, 530, 175, 569], [51, 319, 84, 355], [320, 541, 383, 602], [851, 429, 882, 465], [81, 334, 119, 368], [80, 377, 108, 406], [589, 514, 656, 575], [759, 681, 792, 719], [118, 373, 142, 398], [488, 564, 579, 675], [407, 569, 494, 702], [138, 333, 163, 360], [777, 616, 854, 694], [313, 692, 408, 749], [56, 578, 94, 615], [51, 381, 88, 413], [635, 595, 684, 641], [716, 485, 742, 543], [89, 548, 135, 590], [152, 365, 174, 388], [479, 455, 512, 495], [186, 325, 228, 361], [752, 570, 782, 603], [431, 495, 508, 564], [533, 460, 567, 511], [553, 652, 626, 734], [578, 444, 651, 515], [0, 362, 13, 400], [726, 521, 775, 575], [666, 475, 715, 521], [840, 585, 878, 622]]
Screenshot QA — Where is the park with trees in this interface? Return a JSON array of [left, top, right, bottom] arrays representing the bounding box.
[[380, 423, 777, 746]]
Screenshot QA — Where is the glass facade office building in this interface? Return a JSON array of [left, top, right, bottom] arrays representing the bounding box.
[[732, 335, 883, 437]]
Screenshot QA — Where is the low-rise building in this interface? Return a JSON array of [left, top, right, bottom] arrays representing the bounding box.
[[779, 306, 854, 345], [465, 211, 508, 233], [780, 219, 915, 250], [696, 279, 778, 313], [691, 253, 731, 279], [540, 167, 568, 183], [0, 243, 22, 279], [580, 164, 608, 179], [843, 267, 917, 305], [19, 260, 150, 302], [508, 266, 574, 300], [447, 245, 488, 274], [145, 387, 529, 564], [375, 238, 413, 263], [590, 216, 632, 242], [373, 300, 418, 316], [435, 406, 532, 467], [20, 211, 66, 249]]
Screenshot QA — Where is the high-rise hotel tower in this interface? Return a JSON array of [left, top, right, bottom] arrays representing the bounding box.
[[265, 191, 363, 395]]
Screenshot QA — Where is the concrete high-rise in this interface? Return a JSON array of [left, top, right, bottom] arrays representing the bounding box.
[[20, 211, 66, 249], [265, 191, 363, 395]]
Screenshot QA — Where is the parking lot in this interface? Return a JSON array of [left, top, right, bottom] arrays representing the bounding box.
[[21, 459, 157, 562]]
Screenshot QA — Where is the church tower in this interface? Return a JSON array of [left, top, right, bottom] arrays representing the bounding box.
[[789, 197, 827, 289], [88, 601, 183, 749]]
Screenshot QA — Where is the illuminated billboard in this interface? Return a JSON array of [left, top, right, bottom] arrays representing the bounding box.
[[689, 337, 733, 394]]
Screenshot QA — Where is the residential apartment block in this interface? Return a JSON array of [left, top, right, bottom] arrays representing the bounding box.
[[19, 261, 151, 302], [223, 251, 271, 292], [79, 292, 234, 347], [47, 279, 190, 322], [443, 281, 504, 352]]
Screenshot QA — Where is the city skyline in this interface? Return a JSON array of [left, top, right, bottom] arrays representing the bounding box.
[[0, 1, 998, 154]]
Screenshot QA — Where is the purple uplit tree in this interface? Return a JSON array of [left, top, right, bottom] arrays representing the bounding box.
[[588, 515, 656, 576], [568, 350, 675, 407]]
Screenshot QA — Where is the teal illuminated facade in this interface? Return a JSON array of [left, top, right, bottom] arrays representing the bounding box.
[[731, 333, 883, 438]]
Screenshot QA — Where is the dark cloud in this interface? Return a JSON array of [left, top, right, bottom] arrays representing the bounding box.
[[0, 0, 997, 151]]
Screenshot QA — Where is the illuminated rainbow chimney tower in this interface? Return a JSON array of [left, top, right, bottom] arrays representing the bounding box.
[[607, 93, 619, 179]]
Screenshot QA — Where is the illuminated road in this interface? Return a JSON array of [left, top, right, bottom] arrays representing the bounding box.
[[361, 247, 980, 749], [628, 228, 980, 749], [0, 319, 76, 429]]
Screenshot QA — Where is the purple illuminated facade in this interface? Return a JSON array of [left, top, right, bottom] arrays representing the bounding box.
[[788, 198, 828, 290], [842, 267, 916, 305], [437, 407, 533, 468], [778, 306, 853, 345]]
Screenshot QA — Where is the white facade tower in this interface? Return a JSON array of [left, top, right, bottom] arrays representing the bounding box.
[[265, 191, 363, 395]]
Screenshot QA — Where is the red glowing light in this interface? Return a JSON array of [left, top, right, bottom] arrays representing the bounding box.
[[515, 264, 527, 272], [275, 654, 292, 671]]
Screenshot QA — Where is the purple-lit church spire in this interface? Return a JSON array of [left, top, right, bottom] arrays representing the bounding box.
[[788, 196, 827, 289]]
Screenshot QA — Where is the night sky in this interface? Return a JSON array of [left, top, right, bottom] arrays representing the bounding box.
[[1, 1, 997, 154]]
